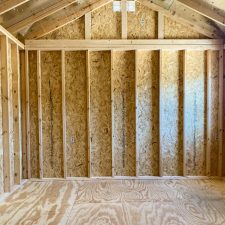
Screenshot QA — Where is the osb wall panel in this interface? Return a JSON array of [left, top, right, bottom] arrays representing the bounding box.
[[28, 51, 39, 178], [92, 3, 121, 39], [161, 51, 183, 176], [90, 51, 112, 176], [41, 51, 63, 178], [127, 2, 157, 39], [136, 51, 159, 176], [185, 51, 206, 176], [41, 17, 85, 39], [164, 17, 206, 39], [209, 51, 219, 176], [112, 51, 135, 176], [65, 51, 88, 177]]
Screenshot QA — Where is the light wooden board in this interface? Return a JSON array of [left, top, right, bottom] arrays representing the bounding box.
[[41, 51, 63, 178], [136, 51, 159, 176], [90, 51, 112, 176], [160, 51, 183, 176], [0, 43, 3, 193], [185, 51, 206, 176], [127, 2, 157, 39], [28, 51, 39, 178], [40, 17, 85, 39], [1, 179, 225, 224], [164, 17, 207, 39], [91, 3, 121, 39], [65, 51, 88, 177], [112, 51, 135, 176]]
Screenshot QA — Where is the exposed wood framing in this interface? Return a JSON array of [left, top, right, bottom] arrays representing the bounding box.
[[0, 25, 24, 49], [138, 0, 222, 38], [25, 50, 31, 179], [159, 49, 162, 176], [0, 0, 29, 15], [218, 49, 223, 177], [61, 50, 67, 178], [86, 50, 91, 177], [157, 12, 164, 39], [85, 12, 92, 39], [25, 39, 224, 51], [111, 50, 114, 177], [206, 50, 211, 176], [178, 0, 225, 27], [121, 0, 127, 39], [25, 0, 113, 39], [11, 44, 21, 185], [183, 50, 186, 176], [37, 50, 43, 179], [20, 51, 27, 179], [1, 36, 12, 192], [7, 0, 76, 33], [135, 50, 139, 177]]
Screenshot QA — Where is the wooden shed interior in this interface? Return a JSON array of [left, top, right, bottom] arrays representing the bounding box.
[[0, 0, 225, 224]]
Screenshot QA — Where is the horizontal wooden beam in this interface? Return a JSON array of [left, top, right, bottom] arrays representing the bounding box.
[[0, 25, 24, 49], [25, 39, 224, 51], [178, 0, 225, 27], [0, 0, 30, 15], [8, 0, 76, 33]]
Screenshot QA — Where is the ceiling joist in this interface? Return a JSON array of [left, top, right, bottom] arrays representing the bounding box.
[[7, 0, 76, 33], [178, 0, 225, 27], [0, 0, 30, 15], [25, 0, 112, 39]]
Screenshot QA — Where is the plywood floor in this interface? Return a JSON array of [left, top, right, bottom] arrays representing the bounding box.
[[0, 179, 225, 225]]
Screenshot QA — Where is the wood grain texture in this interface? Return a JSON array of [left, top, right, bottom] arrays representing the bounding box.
[[185, 51, 206, 176], [28, 51, 39, 178], [1, 179, 225, 224], [128, 2, 157, 39], [112, 51, 136, 176], [41, 51, 63, 178], [91, 3, 121, 39], [65, 51, 88, 177], [90, 51, 112, 176], [136, 51, 159, 176], [161, 51, 183, 176]]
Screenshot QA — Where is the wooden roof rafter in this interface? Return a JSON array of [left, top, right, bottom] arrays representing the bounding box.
[[0, 0, 30, 15]]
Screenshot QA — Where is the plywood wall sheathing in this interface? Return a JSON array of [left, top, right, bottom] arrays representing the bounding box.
[[0, 43, 3, 193], [41, 51, 63, 178], [164, 17, 207, 39], [65, 51, 88, 177], [136, 50, 159, 176], [11, 44, 22, 184], [160, 51, 183, 176], [28, 51, 39, 178], [128, 2, 157, 39], [91, 3, 121, 39], [112, 51, 135, 176], [185, 51, 206, 176], [90, 51, 112, 176], [41, 17, 85, 40]]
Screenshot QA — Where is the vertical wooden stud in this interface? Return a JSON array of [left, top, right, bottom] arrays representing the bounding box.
[[25, 50, 31, 179], [11, 44, 21, 184], [159, 50, 162, 176], [20, 51, 27, 179], [183, 50, 187, 176], [111, 50, 115, 177], [85, 12, 92, 40], [135, 50, 139, 177], [86, 50, 91, 177], [61, 50, 67, 178], [218, 49, 223, 177], [37, 50, 43, 179], [121, 0, 127, 39], [206, 50, 211, 176], [157, 12, 164, 39], [1, 36, 13, 192]]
